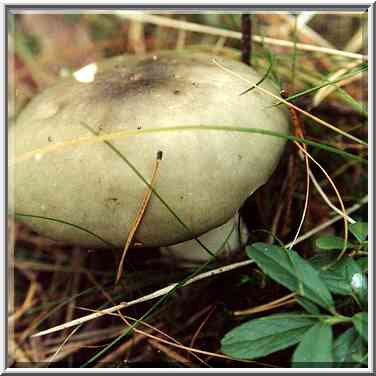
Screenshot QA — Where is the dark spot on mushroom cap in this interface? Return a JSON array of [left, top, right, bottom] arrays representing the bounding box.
[[174, 90, 181, 95], [91, 64, 168, 100], [48, 136, 53, 142], [90, 54, 211, 101]]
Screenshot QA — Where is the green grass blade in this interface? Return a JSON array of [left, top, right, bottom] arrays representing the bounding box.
[[283, 64, 368, 103], [14, 212, 118, 249]]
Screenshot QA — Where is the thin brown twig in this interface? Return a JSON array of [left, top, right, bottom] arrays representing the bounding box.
[[190, 305, 216, 349], [116, 150, 163, 284], [47, 326, 81, 364], [280, 153, 298, 237], [148, 339, 196, 367], [233, 293, 296, 316], [288, 104, 310, 250], [9, 271, 39, 324], [94, 333, 145, 367], [64, 248, 82, 329], [241, 14, 252, 66]]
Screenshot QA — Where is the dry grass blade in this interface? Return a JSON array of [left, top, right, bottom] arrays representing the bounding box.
[[313, 61, 364, 108], [345, 22, 367, 53], [284, 12, 334, 48], [44, 327, 129, 363], [114, 12, 366, 60], [288, 145, 309, 250], [233, 293, 296, 316], [190, 305, 216, 349], [116, 151, 162, 284], [288, 106, 310, 250], [306, 163, 355, 223], [9, 277, 38, 324], [93, 333, 144, 367], [127, 327, 265, 365], [286, 195, 366, 247], [212, 58, 367, 145], [148, 339, 196, 367], [10, 338, 32, 363], [47, 326, 81, 364], [294, 142, 349, 259]]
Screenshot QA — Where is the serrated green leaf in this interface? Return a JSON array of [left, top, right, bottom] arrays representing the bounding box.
[[333, 327, 366, 366], [292, 322, 333, 367], [247, 243, 335, 312], [221, 313, 317, 360], [352, 312, 368, 342], [316, 236, 353, 250], [349, 222, 368, 242]]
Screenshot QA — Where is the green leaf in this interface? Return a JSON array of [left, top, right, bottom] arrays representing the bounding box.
[[247, 243, 335, 312], [310, 254, 367, 307], [352, 312, 368, 342], [349, 222, 368, 242], [352, 353, 368, 366], [333, 328, 367, 366], [318, 257, 367, 299], [315, 236, 353, 250], [221, 313, 317, 360], [292, 322, 333, 367], [356, 257, 368, 272], [309, 253, 336, 269], [296, 296, 320, 314]]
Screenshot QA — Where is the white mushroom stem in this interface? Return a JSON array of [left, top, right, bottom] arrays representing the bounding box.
[[160, 214, 249, 263]]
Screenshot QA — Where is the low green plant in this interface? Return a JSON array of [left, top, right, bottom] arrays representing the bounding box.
[[221, 222, 368, 367]]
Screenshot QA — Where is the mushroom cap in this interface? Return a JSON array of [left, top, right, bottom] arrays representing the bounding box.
[[12, 51, 290, 248]]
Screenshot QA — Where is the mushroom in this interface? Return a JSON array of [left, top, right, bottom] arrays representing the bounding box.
[[11, 51, 290, 261]]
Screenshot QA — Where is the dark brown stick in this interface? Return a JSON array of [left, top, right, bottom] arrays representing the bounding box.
[[241, 14, 252, 66]]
